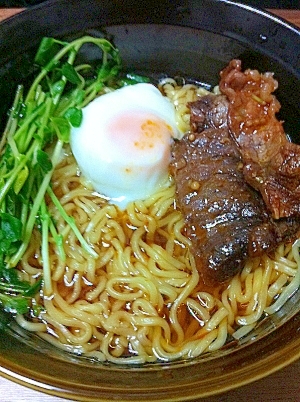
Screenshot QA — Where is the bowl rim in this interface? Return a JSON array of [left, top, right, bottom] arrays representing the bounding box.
[[0, 1, 300, 401], [0, 312, 300, 401]]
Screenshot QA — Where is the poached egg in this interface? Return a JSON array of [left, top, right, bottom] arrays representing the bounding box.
[[70, 83, 179, 209]]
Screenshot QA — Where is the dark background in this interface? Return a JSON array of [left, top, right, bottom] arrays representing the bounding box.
[[0, 0, 298, 8]]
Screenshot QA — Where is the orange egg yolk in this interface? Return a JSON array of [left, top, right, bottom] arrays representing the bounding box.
[[107, 111, 173, 154]]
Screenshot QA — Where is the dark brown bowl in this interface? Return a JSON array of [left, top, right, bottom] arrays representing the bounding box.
[[0, 1, 299, 400]]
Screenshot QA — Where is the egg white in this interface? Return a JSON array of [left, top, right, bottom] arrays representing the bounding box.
[[70, 83, 179, 209]]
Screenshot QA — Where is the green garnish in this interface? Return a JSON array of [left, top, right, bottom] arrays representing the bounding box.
[[0, 35, 122, 313]]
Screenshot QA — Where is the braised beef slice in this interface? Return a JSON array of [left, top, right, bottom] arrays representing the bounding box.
[[219, 59, 300, 219], [170, 94, 300, 285]]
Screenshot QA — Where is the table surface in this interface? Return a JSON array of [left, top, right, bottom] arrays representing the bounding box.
[[0, 7, 300, 402]]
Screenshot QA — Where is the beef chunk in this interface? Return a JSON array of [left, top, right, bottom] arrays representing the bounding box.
[[170, 94, 300, 285], [220, 59, 300, 219]]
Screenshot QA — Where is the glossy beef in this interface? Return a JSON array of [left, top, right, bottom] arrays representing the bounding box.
[[220, 59, 300, 219], [170, 94, 300, 285]]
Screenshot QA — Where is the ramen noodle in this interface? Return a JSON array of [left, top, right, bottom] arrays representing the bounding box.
[[15, 79, 300, 364]]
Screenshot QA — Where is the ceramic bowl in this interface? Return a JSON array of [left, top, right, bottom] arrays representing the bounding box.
[[0, 1, 299, 400]]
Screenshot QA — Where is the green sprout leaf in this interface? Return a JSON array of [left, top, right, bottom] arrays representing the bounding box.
[[50, 79, 66, 98], [50, 116, 71, 143], [62, 62, 82, 85], [34, 37, 63, 67], [37, 150, 53, 174], [0, 213, 22, 243], [64, 107, 83, 128], [0, 293, 30, 315], [13, 165, 29, 194]]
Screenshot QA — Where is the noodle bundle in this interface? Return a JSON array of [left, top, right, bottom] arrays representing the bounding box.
[[14, 80, 300, 364]]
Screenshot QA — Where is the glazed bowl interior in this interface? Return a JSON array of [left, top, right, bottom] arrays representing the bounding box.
[[0, 0, 300, 400]]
